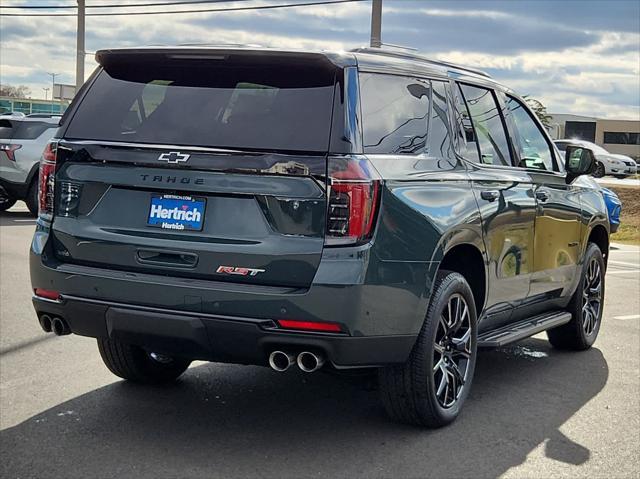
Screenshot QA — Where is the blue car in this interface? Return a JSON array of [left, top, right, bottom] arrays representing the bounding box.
[[601, 187, 622, 233]]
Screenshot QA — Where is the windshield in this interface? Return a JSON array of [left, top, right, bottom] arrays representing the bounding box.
[[65, 57, 337, 154]]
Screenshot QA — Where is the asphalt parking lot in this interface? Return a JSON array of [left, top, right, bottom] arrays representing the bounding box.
[[1, 203, 638, 479]]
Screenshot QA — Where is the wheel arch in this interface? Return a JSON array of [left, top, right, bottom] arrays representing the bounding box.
[[438, 243, 487, 316], [588, 223, 609, 267]]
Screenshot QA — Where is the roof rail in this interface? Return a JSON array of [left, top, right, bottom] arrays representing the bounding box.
[[351, 47, 492, 79]]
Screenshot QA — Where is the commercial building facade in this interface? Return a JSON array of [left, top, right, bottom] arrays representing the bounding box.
[[0, 97, 69, 116], [549, 113, 640, 161]]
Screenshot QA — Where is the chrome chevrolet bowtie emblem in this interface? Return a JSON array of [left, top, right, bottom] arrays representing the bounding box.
[[158, 151, 190, 164]]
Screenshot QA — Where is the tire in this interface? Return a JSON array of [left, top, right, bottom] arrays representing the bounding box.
[[592, 162, 605, 178], [97, 337, 191, 384], [379, 271, 478, 428], [0, 196, 16, 212], [547, 242, 605, 350], [25, 177, 39, 216]]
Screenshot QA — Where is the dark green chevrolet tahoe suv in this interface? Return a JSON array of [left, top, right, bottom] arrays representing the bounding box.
[[30, 46, 609, 427]]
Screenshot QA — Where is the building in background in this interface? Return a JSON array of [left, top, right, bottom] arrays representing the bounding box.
[[549, 113, 640, 160], [0, 97, 69, 115]]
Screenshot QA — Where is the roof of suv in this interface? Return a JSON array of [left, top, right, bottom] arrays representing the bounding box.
[[95, 44, 506, 90]]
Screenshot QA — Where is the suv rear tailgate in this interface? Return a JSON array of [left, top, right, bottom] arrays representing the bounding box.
[[49, 49, 340, 288]]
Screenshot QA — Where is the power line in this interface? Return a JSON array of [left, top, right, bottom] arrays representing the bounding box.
[[1, 0, 234, 9], [0, 0, 366, 16]]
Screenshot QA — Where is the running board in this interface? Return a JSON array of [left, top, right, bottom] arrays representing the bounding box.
[[478, 311, 572, 348]]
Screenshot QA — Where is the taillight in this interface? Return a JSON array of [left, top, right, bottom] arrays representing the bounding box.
[[39, 141, 58, 219], [325, 156, 381, 246], [0, 144, 22, 162]]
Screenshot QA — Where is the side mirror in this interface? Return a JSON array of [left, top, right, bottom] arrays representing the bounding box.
[[565, 145, 595, 183]]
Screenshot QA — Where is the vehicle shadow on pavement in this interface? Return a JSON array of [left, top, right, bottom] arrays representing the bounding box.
[[0, 338, 607, 479]]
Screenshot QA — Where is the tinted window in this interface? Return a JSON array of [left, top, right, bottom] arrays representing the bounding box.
[[554, 141, 569, 151], [429, 81, 455, 160], [0, 120, 55, 140], [360, 73, 430, 155], [452, 83, 480, 162], [603, 132, 640, 145], [506, 96, 555, 171], [459, 84, 512, 166], [65, 58, 336, 153]]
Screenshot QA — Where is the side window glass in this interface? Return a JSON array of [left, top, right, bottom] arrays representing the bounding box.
[[452, 82, 480, 162], [428, 81, 455, 160], [360, 73, 430, 155], [459, 84, 512, 166], [506, 96, 555, 171]]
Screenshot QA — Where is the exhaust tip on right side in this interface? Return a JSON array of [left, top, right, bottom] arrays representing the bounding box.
[[297, 351, 325, 373], [51, 317, 70, 336]]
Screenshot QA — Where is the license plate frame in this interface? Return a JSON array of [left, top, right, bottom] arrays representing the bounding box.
[[147, 194, 206, 231]]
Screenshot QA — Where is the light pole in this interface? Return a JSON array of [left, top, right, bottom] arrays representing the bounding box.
[[370, 0, 382, 48], [43, 87, 50, 102], [76, 0, 86, 92], [47, 73, 59, 113]]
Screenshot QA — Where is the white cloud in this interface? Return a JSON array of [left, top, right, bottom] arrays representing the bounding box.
[[0, 1, 638, 119]]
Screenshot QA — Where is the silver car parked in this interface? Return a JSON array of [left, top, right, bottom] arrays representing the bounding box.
[[0, 116, 60, 214], [554, 139, 637, 178]]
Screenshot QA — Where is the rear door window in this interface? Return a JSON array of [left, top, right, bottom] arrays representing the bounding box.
[[64, 57, 337, 154], [457, 84, 512, 166], [359, 73, 430, 155]]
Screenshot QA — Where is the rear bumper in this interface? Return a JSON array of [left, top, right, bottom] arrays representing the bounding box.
[[0, 176, 29, 199], [32, 294, 417, 368], [30, 228, 433, 367]]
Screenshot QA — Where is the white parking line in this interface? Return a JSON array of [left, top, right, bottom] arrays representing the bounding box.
[[607, 269, 640, 275], [613, 314, 640, 320], [608, 260, 640, 267]]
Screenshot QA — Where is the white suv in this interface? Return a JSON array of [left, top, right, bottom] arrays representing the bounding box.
[[0, 117, 60, 214], [554, 139, 637, 178]]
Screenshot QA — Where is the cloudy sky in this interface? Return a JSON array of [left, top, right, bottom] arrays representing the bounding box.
[[1, 0, 639, 119]]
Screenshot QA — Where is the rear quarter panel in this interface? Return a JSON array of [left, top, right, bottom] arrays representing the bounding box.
[[366, 157, 484, 334]]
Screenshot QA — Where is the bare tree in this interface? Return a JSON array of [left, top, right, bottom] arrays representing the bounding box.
[[0, 84, 32, 99], [523, 95, 552, 129]]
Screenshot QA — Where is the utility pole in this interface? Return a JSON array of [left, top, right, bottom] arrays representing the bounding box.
[[47, 73, 58, 113], [370, 0, 382, 48], [76, 0, 86, 93]]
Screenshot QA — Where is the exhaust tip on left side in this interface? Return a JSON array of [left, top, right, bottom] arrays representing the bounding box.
[[39, 314, 53, 333]]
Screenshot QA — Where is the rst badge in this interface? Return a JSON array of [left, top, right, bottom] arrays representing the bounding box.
[[216, 266, 265, 276]]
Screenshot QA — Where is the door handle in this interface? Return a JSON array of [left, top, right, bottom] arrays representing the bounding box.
[[535, 189, 550, 202], [480, 190, 500, 202], [136, 249, 198, 268]]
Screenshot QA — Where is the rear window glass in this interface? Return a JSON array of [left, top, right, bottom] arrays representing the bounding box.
[[65, 57, 337, 153], [0, 120, 55, 140]]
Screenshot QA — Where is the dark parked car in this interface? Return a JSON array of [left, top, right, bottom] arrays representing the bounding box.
[[30, 46, 610, 427]]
